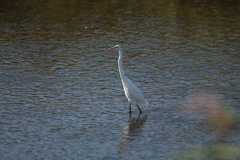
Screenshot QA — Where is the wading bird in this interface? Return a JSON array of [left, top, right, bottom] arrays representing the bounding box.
[[108, 45, 148, 115]]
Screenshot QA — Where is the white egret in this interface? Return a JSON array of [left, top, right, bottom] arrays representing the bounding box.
[[108, 45, 148, 115]]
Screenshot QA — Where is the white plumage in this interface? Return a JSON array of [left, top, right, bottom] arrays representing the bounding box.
[[108, 45, 148, 114]]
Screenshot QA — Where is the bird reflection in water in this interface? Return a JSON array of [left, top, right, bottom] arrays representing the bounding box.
[[117, 115, 148, 155]]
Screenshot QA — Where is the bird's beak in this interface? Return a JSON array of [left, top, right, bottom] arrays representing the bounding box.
[[108, 46, 116, 49]]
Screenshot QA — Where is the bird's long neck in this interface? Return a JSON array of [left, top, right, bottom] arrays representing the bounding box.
[[118, 48, 128, 84]]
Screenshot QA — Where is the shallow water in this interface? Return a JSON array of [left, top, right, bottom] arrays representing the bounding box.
[[1, 0, 240, 159]]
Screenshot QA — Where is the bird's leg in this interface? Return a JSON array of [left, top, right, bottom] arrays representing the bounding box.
[[137, 113, 141, 121], [129, 102, 131, 116], [137, 104, 142, 114]]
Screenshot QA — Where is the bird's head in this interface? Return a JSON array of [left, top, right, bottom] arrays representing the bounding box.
[[108, 45, 121, 50]]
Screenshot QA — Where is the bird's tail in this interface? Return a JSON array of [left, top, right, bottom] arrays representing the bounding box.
[[143, 101, 148, 107], [138, 100, 148, 107]]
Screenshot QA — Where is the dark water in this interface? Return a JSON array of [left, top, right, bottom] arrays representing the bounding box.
[[1, 0, 240, 159]]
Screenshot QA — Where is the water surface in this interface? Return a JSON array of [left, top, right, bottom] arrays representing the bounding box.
[[1, 0, 240, 159]]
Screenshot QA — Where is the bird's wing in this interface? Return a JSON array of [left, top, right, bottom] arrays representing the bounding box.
[[125, 81, 147, 106]]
